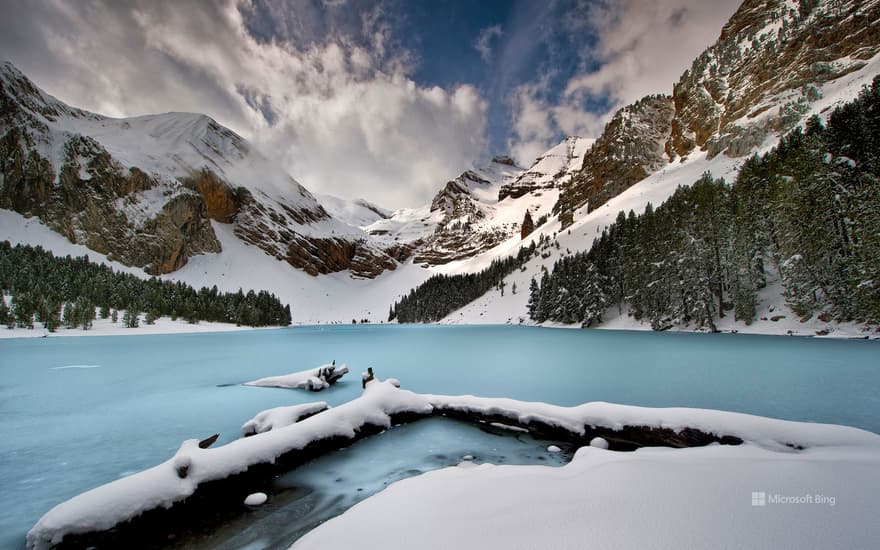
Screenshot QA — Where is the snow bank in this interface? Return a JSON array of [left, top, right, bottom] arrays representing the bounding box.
[[0, 314, 272, 339], [244, 364, 349, 391], [27, 383, 880, 549], [292, 443, 880, 550], [240, 402, 330, 436]]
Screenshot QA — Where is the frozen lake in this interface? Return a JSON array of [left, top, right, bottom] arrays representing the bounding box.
[[1, 325, 878, 549]]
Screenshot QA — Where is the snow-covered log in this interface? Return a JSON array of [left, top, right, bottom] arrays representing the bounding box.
[[244, 363, 349, 391], [240, 401, 330, 436]]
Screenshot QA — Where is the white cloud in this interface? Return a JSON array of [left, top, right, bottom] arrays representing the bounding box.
[[507, 82, 555, 166], [507, 0, 739, 167], [564, 0, 739, 108], [0, 0, 487, 209], [474, 24, 503, 63]]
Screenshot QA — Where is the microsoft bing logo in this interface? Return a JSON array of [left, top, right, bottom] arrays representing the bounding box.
[[751, 491, 766, 506]]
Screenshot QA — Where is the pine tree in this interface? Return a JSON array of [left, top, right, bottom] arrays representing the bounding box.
[[44, 299, 62, 332], [12, 292, 34, 329], [527, 277, 539, 319], [0, 298, 9, 327], [123, 309, 139, 328]]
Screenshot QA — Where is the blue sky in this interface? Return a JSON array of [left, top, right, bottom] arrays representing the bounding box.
[[238, 0, 609, 159], [0, 0, 739, 208]]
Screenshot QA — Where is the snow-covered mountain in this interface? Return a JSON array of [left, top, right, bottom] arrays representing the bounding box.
[[364, 140, 592, 267], [2, 0, 879, 328], [440, 0, 880, 329], [0, 62, 402, 278], [498, 136, 593, 201]]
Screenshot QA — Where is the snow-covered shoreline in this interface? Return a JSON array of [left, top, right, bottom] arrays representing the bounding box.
[[0, 315, 279, 339], [26, 380, 880, 550]]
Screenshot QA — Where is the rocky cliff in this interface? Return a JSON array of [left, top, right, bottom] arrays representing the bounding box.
[[554, 96, 674, 224], [554, 0, 880, 229], [669, 0, 880, 160]]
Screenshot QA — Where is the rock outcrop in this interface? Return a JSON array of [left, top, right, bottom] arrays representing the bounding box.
[[669, 0, 880, 160], [554, 95, 674, 225], [520, 210, 534, 240]]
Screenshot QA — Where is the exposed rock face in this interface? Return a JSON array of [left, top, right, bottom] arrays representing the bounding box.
[[554, 95, 674, 225], [285, 237, 398, 278], [382, 240, 422, 264], [668, 0, 880, 160], [490, 155, 517, 167], [180, 169, 242, 223], [413, 228, 512, 266], [548, 1, 880, 231]]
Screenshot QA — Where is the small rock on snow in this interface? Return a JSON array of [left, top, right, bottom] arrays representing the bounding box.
[[244, 492, 268, 506]]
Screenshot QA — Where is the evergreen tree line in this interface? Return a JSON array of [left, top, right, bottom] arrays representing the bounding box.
[[390, 242, 537, 322], [0, 242, 292, 330], [530, 77, 880, 330]]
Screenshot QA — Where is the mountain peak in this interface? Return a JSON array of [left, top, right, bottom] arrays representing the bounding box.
[[497, 135, 593, 202], [491, 155, 518, 167], [0, 61, 97, 122]]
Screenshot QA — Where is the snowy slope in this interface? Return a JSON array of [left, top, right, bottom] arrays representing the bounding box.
[[513, 136, 593, 189], [294, 442, 880, 550], [314, 194, 391, 228], [378, 144, 590, 267]]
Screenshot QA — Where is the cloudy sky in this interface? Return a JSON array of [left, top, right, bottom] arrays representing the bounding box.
[[0, 0, 739, 209]]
